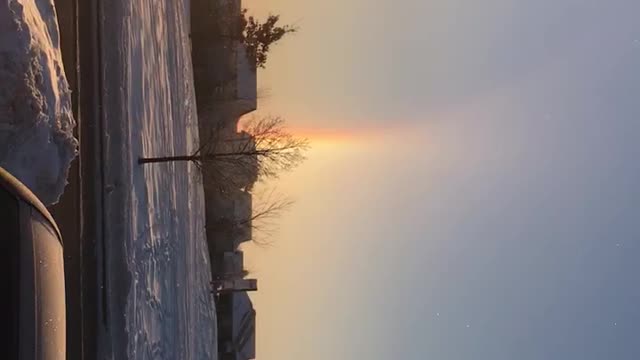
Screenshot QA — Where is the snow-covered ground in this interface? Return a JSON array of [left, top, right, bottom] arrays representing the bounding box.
[[99, 0, 217, 359], [1, 0, 215, 356], [0, 0, 77, 205]]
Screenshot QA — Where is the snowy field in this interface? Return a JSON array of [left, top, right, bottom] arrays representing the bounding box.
[[99, 0, 217, 359]]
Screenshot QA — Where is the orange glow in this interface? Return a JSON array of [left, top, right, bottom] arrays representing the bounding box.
[[289, 125, 393, 145], [290, 127, 357, 143]]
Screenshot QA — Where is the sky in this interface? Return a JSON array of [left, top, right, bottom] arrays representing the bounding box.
[[242, 1, 640, 359]]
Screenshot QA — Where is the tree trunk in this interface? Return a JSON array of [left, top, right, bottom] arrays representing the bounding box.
[[138, 155, 197, 164]]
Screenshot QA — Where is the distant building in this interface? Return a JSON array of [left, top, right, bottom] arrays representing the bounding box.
[[191, 0, 257, 127], [191, 0, 258, 250], [191, 2, 258, 359], [211, 250, 245, 278], [217, 293, 256, 360], [211, 278, 258, 293], [205, 188, 252, 253]]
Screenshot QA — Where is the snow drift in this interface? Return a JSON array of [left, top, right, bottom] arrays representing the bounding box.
[[0, 0, 77, 205]]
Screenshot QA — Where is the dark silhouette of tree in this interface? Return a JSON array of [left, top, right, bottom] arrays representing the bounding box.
[[139, 116, 309, 191], [239, 188, 294, 245], [241, 10, 298, 69], [219, 9, 297, 69], [209, 188, 294, 247]]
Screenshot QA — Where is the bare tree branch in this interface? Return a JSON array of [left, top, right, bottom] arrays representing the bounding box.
[[140, 115, 309, 193], [206, 188, 295, 247]]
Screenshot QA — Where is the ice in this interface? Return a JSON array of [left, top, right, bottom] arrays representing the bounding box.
[[0, 0, 78, 205]]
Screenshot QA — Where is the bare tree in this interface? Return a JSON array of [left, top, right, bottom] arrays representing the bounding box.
[[240, 188, 294, 245], [139, 116, 309, 191], [207, 188, 294, 248]]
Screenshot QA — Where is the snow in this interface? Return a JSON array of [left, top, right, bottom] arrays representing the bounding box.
[[0, 0, 78, 205], [99, 0, 217, 359], [1, 0, 216, 357]]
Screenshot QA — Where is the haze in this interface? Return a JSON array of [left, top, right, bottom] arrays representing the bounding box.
[[244, 1, 640, 359]]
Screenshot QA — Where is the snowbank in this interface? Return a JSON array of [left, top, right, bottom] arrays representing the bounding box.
[[0, 0, 77, 205]]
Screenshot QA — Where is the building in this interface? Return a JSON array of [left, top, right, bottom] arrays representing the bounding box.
[[205, 188, 252, 254], [217, 293, 256, 360], [191, 0, 257, 125], [211, 278, 258, 293], [190, 1, 258, 359], [191, 0, 259, 254], [211, 250, 245, 278]]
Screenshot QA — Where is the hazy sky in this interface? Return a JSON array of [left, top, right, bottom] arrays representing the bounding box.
[[243, 1, 640, 359]]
